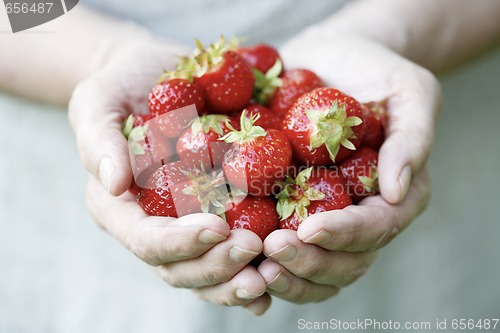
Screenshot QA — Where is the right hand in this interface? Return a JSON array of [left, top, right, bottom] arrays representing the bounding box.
[[86, 176, 269, 314], [70, 43, 271, 315]]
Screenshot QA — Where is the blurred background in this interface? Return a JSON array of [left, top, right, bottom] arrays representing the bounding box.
[[1, 15, 500, 333]]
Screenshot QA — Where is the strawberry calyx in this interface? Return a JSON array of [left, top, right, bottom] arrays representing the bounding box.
[[219, 109, 266, 144], [122, 115, 148, 155], [177, 35, 240, 78], [306, 101, 363, 162], [253, 59, 283, 104], [158, 36, 240, 83], [190, 114, 230, 136], [181, 167, 229, 215], [275, 167, 326, 221], [122, 114, 135, 139], [358, 163, 379, 192], [157, 68, 194, 84]]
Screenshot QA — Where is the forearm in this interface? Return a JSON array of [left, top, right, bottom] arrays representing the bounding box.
[[0, 5, 186, 105], [290, 0, 500, 72]]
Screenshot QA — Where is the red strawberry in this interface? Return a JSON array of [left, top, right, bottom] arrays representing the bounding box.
[[269, 69, 324, 116], [128, 178, 142, 197], [283, 87, 366, 166], [190, 38, 254, 113], [225, 196, 279, 241], [361, 100, 388, 151], [276, 167, 352, 230], [232, 104, 282, 131], [339, 147, 379, 203], [236, 44, 282, 74], [122, 115, 176, 187], [148, 78, 205, 138], [176, 114, 232, 170], [137, 161, 228, 217], [133, 114, 153, 127], [221, 110, 292, 197]]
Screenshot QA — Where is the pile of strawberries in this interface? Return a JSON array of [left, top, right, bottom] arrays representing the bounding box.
[[122, 36, 388, 241]]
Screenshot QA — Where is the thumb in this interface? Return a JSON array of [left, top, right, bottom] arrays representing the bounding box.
[[378, 70, 441, 204], [69, 77, 133, 196]]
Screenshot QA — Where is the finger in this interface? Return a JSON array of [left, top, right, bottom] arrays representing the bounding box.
[[244, 293, 272, 316], [297, 169, 430, 252], [379, 69, 441, 204], [86, 176, 230, 266], [258, 259, 339, 304], [69, 74, 134, 196], [191, 265, 267, 307], [263, 230, 377, 287], [156, 229, 262, 288]]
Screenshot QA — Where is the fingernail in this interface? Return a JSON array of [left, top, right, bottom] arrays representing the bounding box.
[[269, 244, 297, 262], [229, 246, 259, 263], [198, 230, 227, 244], [267, 272, 289, 292], [244, 304, 263, 316], [99, 157, 115, 193], [398, 166, 412, 201], [304, 230, 331, 244], [236, 288, 261, 300]]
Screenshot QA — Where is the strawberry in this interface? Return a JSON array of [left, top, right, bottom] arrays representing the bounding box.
[[137, 161, 229, 217], [221, 110, 292, 197], [236, 43, 282, 74], [283, 87, 366, 166], [360, 100, 388, 151], [225, 196, 279, 241], [148, 78, 205, 138], [268, 69, 324, 116], [186, 37, 254, 113], [276, 167, 352, 230], [122, 115, 176, 187], [339, 146, 379, 203], [133, 114, 153, 127], [232, 104, 282, 131], [176, 114, 232, 170]]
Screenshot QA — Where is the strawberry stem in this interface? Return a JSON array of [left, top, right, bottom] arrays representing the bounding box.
[[219, 110, 267, 144], [275, 167, 326, 221]]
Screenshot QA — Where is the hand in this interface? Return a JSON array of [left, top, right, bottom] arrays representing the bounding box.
[[86, 176, 270, 314], [71, 43, 270, 315], [68, 41, 187, 195], [256, 34, 439, 303]]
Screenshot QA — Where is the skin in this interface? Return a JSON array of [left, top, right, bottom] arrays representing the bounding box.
[[1, 0, 500, 316]]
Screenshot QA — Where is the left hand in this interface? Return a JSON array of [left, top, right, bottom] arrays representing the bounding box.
[[256, 32, 438, 304], [258, 170, 429, 303]]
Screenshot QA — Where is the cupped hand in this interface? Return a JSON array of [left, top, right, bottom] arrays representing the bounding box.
[[72, 42, 270, 314], [86, 176, 270, 313], [259, 169, 429, 303], [68, 41, 187, 195], [257, 33, 440, 303]]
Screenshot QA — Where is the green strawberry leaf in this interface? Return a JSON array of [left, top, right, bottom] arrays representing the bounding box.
[[122, 115, 135, 138]]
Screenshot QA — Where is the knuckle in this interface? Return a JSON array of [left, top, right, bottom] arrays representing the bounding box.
[[290, 285, 313, 304], [128, 234, 160, 266], [337, 265, 369, 287], [168, 239, 195, 261], [333, 214, 365, 251], [214, 293, 240, 307], [201, 265, 234, 285], [294, 261, 323, 280], [313, 287, 340, 303], [157, 268, 184, 288], [374, 225, 400, 249], [225, 291, 247, 306]]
